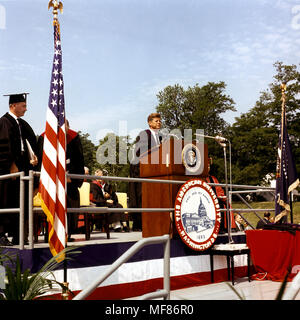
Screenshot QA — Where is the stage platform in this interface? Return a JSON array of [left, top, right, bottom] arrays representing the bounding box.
[[170, 277, 300, 300], [1, 230, 252, 300]]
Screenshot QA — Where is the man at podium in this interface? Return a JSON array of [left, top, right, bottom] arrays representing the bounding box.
[[135, 112, 163, 155], [129, 112, 163, 230]]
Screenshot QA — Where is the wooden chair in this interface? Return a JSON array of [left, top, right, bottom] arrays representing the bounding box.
[[78, 182, 91, 240], [116, 192, 129, 229]]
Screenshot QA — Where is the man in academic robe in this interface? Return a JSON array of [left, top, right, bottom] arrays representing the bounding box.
[[0, 93, 38, 245], [128, 113, 162, 230]]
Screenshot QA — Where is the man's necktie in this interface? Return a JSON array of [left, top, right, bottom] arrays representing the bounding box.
[[16, 118, 25, 152], [155, 133, 160, 145]]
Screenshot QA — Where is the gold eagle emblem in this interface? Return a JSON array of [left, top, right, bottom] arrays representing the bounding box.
[[48, 0, 63, 15]]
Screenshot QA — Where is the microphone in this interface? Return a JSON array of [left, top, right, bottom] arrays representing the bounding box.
[[215, 135, 227, 142], [195, 133, 227, 146]]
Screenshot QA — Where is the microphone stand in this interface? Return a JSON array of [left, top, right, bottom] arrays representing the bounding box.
[[195, 133, 233, 243]]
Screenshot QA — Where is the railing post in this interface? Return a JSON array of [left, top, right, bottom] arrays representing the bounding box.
[[28, 170, 34, 249], [163, 234, 170, 300], [19, 172, 25, 250]]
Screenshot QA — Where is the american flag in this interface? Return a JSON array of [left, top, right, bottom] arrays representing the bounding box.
[[39, 20, 67, 261]]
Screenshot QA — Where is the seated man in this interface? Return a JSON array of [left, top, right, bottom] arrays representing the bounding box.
[[90, 169, 126, 231], [256, 212, 272, 229], [233, 213, 245, 232]]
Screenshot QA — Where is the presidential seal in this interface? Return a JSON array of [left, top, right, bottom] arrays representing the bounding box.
[[174, 179, 221, 251], [182, 143, 201, 175]]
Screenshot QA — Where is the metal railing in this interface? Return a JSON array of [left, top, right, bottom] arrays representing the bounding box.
[[0, 172, 25, 249], [73, 234, 170, 300], [229, 187, 276, 230], [0, 170, 278, 300], [0, 170, 277, 249]]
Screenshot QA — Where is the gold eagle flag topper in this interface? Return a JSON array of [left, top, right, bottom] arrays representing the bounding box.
[[48, 0, 63, 23]]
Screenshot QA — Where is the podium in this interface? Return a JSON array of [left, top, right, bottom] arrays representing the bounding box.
[[140, 138, 209, 238]]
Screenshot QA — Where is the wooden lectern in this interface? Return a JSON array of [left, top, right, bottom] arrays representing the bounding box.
[[140, 138, 208, 238]]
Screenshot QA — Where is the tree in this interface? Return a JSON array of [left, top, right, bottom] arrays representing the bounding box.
[[156, 82, 236, 181], [78, 131, 97, 173], [230, 61, 300, 186], [95, 133, 131, 193], [156, 82, 236, 135]]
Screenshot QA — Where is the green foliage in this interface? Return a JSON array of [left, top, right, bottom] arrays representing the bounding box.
[[78, 61, 300, 187], [78, 131, 97, 173], [156, 82, 236, 181], [95, 133, 132, 193], [1, 255, 40, 300], [156, 82, 236, 136], [0, 247, 80, 300], [230, 61, 300, 185]]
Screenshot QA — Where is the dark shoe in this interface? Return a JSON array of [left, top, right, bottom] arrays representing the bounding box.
[[113, 227, 122, 232], [0, 236, 13, 246]]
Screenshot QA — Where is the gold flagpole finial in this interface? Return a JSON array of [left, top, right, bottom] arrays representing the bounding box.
[[280, 82, 287, 132], [280, 83, 287, 106], [280, 83, 286, 93], [48, 0, 63, 21]]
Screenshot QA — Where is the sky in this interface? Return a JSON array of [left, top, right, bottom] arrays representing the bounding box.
[[1, 0, 300, 144]]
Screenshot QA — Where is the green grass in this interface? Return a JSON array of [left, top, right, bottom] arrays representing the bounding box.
[[231, 201, 300, 228]]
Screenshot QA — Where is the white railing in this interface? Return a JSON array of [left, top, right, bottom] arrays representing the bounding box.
[[0, 170, 276, 249], [73, 234, 171, 300]]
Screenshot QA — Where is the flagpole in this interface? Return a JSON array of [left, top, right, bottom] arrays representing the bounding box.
[[290, 193, 294, 224], [280, 83, 286, 179], [280, 83, 290, 224], [48, 0, 69, 299]]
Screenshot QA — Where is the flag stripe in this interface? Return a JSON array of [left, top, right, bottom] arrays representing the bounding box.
[[41, 155, 57, 186], [43, 136, 57, 168]]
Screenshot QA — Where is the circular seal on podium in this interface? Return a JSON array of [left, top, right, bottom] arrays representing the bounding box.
[[181, 143, 202, 174], [174, 179, 221, 251]]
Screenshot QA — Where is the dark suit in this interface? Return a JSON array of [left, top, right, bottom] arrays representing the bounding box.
[[256, 218, 270, 229], [129, 129, 162, 229], [0, 112, 38, 240], [90, 181, 124, 225], [234, 222, 245, 231], [66, 130, 85, 236], [0, 112, 37, 175]]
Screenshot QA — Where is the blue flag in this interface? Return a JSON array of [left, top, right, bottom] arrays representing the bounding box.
[[275, 110, 299, 223]]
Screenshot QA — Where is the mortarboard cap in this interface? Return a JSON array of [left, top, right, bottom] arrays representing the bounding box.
[[3, 93, 29, 104]]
